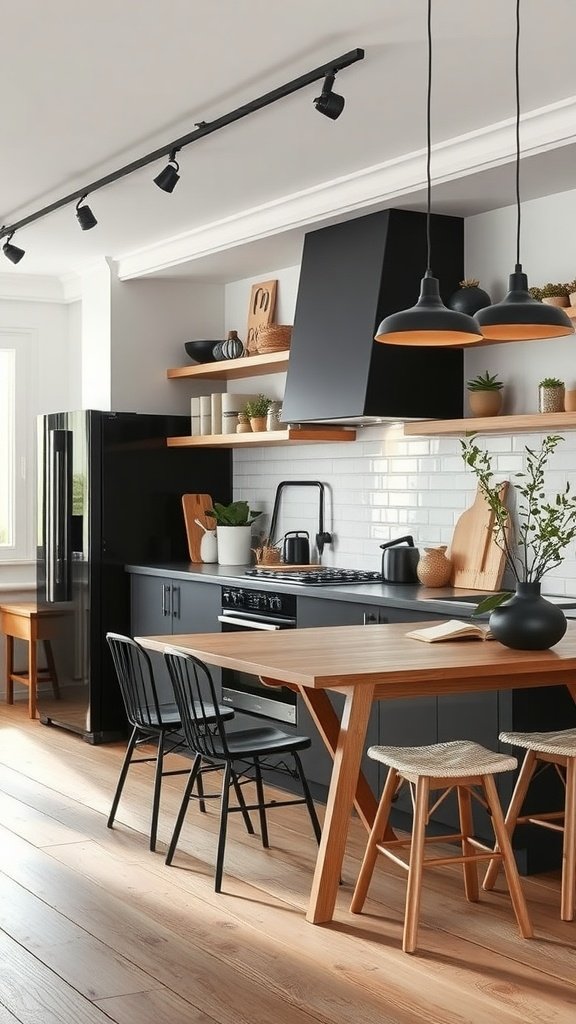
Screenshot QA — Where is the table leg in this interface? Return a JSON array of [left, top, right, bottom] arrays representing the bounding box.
[[5, 634, 14, 704], [299, 686, 389, 837], [28, 639, 37, 720], [305, 683, 375, 924]]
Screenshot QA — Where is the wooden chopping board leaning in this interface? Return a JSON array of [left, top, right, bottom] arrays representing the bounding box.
[[182, 493, 213, 563], [448, 482, 509, 591]]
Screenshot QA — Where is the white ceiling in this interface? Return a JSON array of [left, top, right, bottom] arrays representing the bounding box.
[[2, 0, 576, 281]]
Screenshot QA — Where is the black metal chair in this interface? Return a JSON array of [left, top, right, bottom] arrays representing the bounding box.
[[106, 632, 238, 852], [163, 646, 322, 892]]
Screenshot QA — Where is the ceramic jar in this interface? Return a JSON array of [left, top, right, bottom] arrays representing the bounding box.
[[468, 390, 503, 417], [416, 545, 452, 587], [489, 583, 567, 650], [539, 385, 565, 413], [199, 528, 218, 563], [266, 401, 282, 430]]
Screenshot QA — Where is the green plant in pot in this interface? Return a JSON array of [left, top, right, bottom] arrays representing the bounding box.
[[466, 371, 503, 417], [244, 394, 271, 432], [207, 501, 262, 566], [567, 279, 576, 307], [540, 282, 570, 307], [539, 376, 565, 413], [460, 433, 576, 649]]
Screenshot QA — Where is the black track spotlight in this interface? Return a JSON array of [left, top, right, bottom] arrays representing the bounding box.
[[75, 195, 98, 231], [154, 148, 180, 193], [313, 74, 345, 120], [2, 232, 25, 264]]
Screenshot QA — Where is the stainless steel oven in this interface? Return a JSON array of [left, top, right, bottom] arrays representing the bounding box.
[[218, 586, 297, 725]]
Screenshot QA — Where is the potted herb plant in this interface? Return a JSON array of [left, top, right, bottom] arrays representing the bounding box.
[[466, 371, 503, 417], [206, 500, 262, 565], [460, 433, 576, 649], [244, 394, 271, 432], [539, 377, 565, 413], [540, 282, 570, 308]]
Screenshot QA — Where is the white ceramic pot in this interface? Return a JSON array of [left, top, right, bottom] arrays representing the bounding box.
[[216, 525, 252, 565], [200, 529, 218, 563]]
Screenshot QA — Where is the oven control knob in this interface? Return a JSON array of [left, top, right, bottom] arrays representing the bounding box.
[[258, 594, 269, 610], [271, 596, 282, 611]]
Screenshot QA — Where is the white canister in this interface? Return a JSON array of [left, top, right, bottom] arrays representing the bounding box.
[[216, 525, 252, 565], [266, 401, 283, 431], [200, 528, 218, 563]]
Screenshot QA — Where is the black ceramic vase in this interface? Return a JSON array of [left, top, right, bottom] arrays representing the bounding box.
[[448, 284, 491, 316], [489, 582, 567, 651]]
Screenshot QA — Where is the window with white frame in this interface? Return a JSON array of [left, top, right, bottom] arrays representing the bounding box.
[[0, 331, 32, 562]]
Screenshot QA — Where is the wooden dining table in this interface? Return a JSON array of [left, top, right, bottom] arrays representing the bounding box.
[[138, 620, 576, 925]]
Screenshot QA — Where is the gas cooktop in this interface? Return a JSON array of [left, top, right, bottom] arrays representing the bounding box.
[[243, 567, 383, 586]]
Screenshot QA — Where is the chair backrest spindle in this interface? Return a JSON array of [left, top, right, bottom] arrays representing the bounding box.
[[165, 647, 229, 759]]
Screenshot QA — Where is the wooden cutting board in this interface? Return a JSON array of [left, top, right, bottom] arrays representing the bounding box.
[[182, 493, 213, 563], [246, 279, 277, 354], [448, 483, 509, 591]]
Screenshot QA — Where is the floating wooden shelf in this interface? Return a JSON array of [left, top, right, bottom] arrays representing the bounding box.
[[403, 412, 576, 437], [167, 351, 289, 381], [166, 426, 356, 448], [565, 306, 576, 320]]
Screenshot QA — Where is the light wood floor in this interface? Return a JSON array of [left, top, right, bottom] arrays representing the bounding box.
[[0, 701, 575, 1024]]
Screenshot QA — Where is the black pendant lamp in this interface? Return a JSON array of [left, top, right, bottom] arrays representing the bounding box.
[[475, 0, 573, 342], [375, 0, 482, 348]]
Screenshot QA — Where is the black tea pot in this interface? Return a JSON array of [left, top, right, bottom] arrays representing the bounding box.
[[282, 530, 310, 564], [380, 535, 420, 584]]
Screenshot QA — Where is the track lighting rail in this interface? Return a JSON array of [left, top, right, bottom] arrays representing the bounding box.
[[0, 48, 364, 246]]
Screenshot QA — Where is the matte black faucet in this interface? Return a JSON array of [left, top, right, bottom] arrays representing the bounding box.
[[268, 481, 333, 559]]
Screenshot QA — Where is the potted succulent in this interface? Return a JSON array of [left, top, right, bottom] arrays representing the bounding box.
[[466, 371, 503, 417], [539, 377, 565, 413], [448, 277, 491, 316], [244, 394, 271, 432], [460, 433, 576, 649], [540, 282, 570, 307], [206, 500, 263, 565]]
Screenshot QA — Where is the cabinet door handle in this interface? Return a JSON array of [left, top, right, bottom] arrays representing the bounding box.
[[172, 585, 181, 620], [363, 612, 378, 625], [162, 584, 171, 617]]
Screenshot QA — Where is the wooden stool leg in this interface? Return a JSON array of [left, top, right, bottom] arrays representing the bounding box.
[[483, 749, 537, 891], [351, 767, 399, 914], [482, 774, 533, 939], [561, 758, 576, 921], [403, 775, 430, 954], [28, 638, 37, 720], [457, 785, 479, 902], [43, 639, 60, 699], [5, 634, 14, 704]]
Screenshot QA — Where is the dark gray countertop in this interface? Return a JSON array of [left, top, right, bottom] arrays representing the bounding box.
[[125, 562, 576, 616]]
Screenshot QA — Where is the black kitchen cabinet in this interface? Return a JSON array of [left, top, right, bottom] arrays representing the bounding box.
[[130, 573, 222, 698]]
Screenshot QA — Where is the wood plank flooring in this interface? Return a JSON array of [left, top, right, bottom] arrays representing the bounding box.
[[0, 702, 575, 1023]]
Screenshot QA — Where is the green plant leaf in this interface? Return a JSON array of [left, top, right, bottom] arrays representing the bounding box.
[[472, 592, 514, 616]]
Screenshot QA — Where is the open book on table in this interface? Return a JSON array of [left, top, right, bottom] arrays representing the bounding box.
[[406, 619, 494, 643]]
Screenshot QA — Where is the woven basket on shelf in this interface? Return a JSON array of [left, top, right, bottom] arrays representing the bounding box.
[[256, 324, 292, 353]]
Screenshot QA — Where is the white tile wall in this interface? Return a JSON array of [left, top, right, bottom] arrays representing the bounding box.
[[234, 424, 576, 596]]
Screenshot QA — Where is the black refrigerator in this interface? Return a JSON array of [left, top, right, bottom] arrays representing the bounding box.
[[36, 410, 231, 743]]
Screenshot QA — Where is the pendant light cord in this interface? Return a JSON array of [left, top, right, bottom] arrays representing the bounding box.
[[425, 0, 432, 274], [515, 0, 521, 271]]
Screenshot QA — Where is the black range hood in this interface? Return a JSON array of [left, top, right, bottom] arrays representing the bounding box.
[[282, 208, 464, 424]]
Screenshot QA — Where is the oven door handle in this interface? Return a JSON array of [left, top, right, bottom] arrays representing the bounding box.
[[217, 614, 283, 631]]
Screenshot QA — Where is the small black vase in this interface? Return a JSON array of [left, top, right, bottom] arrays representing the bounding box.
[[489, 582, 567, 651], [448, 284, 491, 316]]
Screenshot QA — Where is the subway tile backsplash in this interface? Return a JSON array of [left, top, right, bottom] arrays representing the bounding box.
[[233, 423, 576, 596]]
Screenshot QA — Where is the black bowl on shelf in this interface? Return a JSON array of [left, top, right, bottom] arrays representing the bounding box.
[[184, 340, 220, 363]]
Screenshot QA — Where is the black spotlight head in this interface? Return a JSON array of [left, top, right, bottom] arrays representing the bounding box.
[[2, 234, 25, 264], [76, 196, 98, 231], [313, 74, 345, 121], [154, 150, 180, 193]]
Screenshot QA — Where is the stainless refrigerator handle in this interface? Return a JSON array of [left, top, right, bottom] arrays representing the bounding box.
[[161, 584, 171, 617], [47, 429, 72, 602]]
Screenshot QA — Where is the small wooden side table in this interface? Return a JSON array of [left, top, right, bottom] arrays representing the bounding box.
[[0, 602, 63, 719]]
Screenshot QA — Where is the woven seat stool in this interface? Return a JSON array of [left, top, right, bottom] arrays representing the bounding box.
[[350, 739, 533, 953], [484, 728, 576, 921]]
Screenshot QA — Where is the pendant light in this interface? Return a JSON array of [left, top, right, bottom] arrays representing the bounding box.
[[375, 0, 482, 347], [475, 0, 574, 342]]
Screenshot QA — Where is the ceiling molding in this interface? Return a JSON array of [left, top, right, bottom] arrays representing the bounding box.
[[116, 94, 576, 280], [0, 272, 69, 303]]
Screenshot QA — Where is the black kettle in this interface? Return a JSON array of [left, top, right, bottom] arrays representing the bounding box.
[[380, 535, 420, 584], [283, 530, 311, 564]]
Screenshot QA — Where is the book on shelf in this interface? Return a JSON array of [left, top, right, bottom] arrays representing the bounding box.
[[190, 396, 201, 436], [406, 619, 494, 643], [210, 392, 222, 434], [200, 395, 212, 435]]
